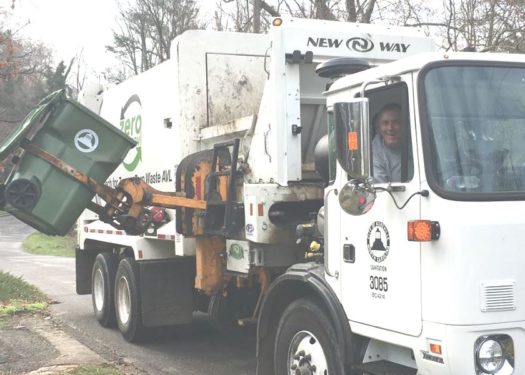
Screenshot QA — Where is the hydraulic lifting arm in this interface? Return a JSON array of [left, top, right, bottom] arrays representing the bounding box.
[[21, 139, 206, 235]]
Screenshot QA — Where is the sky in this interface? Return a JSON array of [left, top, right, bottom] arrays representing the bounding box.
[[3, 0, 120, 73], [2, 0, 217, 78]]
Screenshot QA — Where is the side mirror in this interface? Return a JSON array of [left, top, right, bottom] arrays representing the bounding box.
[[333, 99, 371, 180], [339, 180, 375, 216]]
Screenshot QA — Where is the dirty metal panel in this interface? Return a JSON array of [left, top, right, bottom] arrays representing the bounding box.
[[206, 53, 266, 127]]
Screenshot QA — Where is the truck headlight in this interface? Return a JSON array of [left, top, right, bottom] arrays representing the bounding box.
[[475, 335, 514, 374]]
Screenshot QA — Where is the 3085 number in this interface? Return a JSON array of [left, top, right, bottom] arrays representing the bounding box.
[[370, 276, 388, 292]]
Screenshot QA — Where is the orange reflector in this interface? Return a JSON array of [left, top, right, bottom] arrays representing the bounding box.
[[430, 343, 442, 355], [407, 220, 440, 242], [272, 18, 283, 26], [347, 132, 359, 151]]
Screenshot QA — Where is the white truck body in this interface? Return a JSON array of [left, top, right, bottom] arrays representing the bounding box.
[[78, 18, 433, 258], [72, 17, 523, 375]]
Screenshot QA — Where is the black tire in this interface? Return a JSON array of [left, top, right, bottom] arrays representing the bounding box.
[[274, 298, 345, 375], [91, 252, 118, 327], [114, 257, 143, 342]]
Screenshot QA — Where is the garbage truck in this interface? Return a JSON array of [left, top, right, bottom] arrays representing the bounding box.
[[0, 16, 522, 375]]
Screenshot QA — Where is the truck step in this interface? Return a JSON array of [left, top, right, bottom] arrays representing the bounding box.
[[353, 360, 417, 375]]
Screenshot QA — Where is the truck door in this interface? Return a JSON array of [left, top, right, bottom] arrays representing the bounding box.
[[337, 81, 422, 336]]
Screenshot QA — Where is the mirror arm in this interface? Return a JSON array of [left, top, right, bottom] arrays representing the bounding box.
[[385, 184, 406, 193], [359, 78, 388, 99], [359, 75, 402, 97]]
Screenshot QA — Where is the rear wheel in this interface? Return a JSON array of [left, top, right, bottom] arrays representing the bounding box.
[[91, 252, 117, 327], [274, 298, 344, 375], [115, 257, 143, 342]]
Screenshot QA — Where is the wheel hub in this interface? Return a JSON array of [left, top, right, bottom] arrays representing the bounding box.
[[93, 268, 105, 311], [117, 276, 131, 325], [288, 330, 328, 375]]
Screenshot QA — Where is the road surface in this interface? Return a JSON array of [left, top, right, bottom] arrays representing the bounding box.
[[0, 215, 257, 374]]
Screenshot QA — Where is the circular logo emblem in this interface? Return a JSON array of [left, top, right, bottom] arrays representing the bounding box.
[[74, 129, 99, 153], [346, 37, 374, 52], [229, 244, 244, 260], [367, 221, 390, 263]]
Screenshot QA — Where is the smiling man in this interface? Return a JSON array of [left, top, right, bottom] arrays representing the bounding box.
[[372, 103, 403, 183]]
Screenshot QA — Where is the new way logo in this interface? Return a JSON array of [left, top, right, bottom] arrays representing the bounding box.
[[307, 37, 410, 53]]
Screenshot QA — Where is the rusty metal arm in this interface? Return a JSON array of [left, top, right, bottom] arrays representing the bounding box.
[[21, 139, 123, 206], [118, 178, 206, 210], [20, 139, 207, 234]]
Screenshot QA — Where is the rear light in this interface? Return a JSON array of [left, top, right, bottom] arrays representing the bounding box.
[[407, 220, 440, 241]]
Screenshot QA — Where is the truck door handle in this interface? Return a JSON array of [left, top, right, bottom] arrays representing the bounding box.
[[324, 188, 339, 279]]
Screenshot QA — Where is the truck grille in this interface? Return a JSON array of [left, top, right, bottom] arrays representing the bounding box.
[[480, 281, 516, 312]]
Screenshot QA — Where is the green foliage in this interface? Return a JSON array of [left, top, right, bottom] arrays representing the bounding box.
[[63, 365, 123, 375], [23, 232, 76, 257], [0, 14, 68, 148], [0, 302, 48, 316], [46, 59, 73, 93], [0, 271, 48, 316]]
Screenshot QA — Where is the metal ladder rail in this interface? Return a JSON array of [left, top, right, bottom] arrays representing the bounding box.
[[206, 138, 240, 236]]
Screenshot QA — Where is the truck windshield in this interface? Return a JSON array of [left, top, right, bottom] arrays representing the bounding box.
[[422, 64, 525, 198]]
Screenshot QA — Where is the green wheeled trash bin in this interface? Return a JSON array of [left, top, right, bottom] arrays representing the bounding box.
[[0, 90, 136, 235]]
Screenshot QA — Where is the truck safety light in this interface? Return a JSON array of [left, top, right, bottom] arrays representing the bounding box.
[[407, 220, 440, 242], [272, 18, 283, 27], [347, 131, 359, 151], [429, 343, 442, 355]]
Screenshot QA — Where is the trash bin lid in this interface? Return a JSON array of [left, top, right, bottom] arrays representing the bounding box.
[[0, 90, 64, 161]]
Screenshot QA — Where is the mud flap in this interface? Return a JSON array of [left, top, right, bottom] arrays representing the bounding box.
[[139, 258, 194, 327], [75, 247, 98, 295]]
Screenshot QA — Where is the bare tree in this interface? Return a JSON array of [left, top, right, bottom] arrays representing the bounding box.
[[215, 0, 280, 32], [344, 0, 376, 22], [108, 0, 201, 75], [398, 0, 525, 52]]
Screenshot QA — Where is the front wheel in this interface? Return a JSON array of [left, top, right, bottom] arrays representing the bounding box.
[[274, 298, 344, 375], [114, 257, 143, 342]]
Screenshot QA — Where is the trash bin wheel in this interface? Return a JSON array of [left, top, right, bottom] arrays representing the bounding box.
[[5, 178, 40, 210]]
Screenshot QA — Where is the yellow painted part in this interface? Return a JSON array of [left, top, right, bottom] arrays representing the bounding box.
[[195, 236, 226, 295]]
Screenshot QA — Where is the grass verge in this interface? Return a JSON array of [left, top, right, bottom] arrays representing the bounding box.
[[63, 364, 123, 374], [0, 210, 8, 217], [23, 232, 76, 257], [0, 271, 48, 316]]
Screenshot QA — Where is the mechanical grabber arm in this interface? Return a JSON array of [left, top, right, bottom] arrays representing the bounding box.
[[22, 140, 206, 235]]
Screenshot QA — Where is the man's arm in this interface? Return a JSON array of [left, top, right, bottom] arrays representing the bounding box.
[[372, 135, 389, 183]]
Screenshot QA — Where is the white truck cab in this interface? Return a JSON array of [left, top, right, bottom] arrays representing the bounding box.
[[309, 52, 524, 374]]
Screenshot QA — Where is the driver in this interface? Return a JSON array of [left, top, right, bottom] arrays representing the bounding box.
[[372, 103, 404, 183]]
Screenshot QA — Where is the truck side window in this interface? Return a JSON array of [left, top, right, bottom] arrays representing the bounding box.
[[367, 84, 413, 183]]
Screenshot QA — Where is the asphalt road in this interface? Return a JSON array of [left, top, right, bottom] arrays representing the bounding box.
[[0, 215, 257, 374]]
